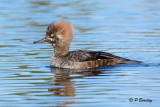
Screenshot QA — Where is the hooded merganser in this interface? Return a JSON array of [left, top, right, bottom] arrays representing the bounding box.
[[33, 20, 141, 69]]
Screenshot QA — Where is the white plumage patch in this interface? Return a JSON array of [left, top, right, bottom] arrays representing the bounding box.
[[57, 35, 63, 39]]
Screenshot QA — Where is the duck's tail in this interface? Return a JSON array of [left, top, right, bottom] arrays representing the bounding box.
[[119, 57, 142, 64]]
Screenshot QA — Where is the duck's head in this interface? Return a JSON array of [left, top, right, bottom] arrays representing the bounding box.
[[33, 20, 73, 48]]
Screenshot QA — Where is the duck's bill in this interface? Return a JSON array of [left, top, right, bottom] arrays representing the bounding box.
[[33, 38, 48, 44]]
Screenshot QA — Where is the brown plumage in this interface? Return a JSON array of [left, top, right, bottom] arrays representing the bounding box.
[[33, 20, 141, 69]]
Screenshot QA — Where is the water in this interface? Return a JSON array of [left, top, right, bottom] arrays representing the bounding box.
[[0, 0, 160, 106]]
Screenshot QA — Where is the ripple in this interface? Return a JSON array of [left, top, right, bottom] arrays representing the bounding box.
[[0, 0, 160, 106]]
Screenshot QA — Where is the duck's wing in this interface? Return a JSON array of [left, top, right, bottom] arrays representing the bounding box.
[[68, 50, 141, 64]]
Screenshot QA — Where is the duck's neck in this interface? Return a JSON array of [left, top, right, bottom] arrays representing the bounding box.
[[53, 42, 70, 57]]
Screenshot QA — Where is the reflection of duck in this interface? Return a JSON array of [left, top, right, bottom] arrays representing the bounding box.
[[48, 68, 100, 97], [48, 68, 101, 107], [34, 20, 141, 69], [49, 69, 75, 97]]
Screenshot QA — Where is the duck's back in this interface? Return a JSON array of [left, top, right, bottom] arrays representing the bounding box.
[[66, 50, 141, 68]]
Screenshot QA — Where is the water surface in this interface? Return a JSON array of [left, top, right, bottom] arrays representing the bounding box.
[[0, 0, 160, 106]]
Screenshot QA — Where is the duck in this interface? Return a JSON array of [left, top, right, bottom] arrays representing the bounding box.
[[33, 20, 141, 69]]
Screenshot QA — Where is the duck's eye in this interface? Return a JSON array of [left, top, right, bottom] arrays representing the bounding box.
[[50, 34, 54, 38]]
